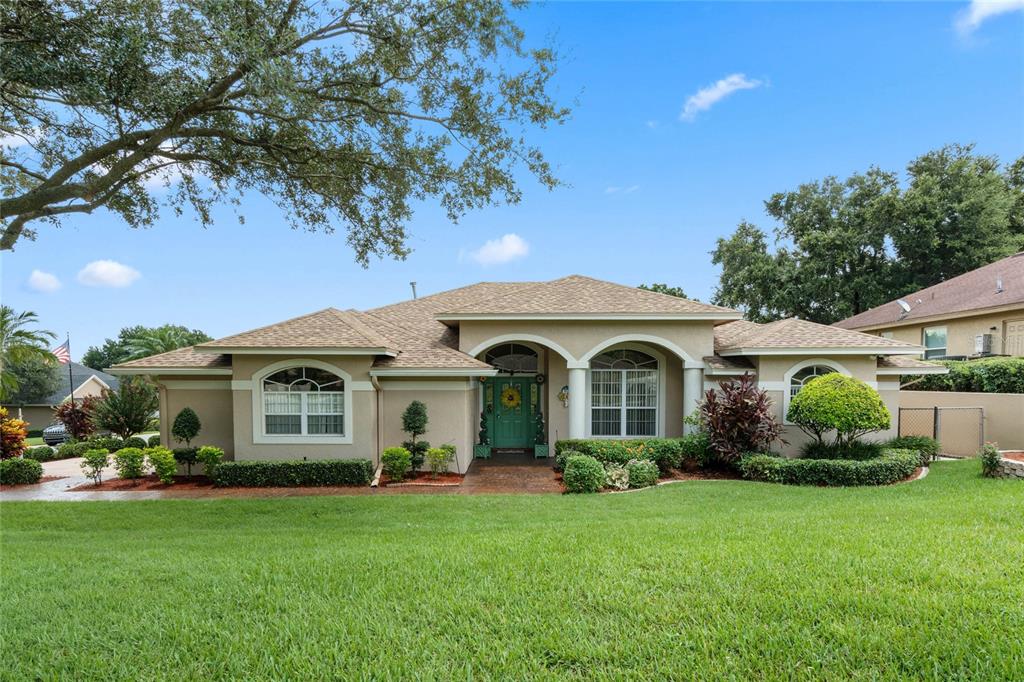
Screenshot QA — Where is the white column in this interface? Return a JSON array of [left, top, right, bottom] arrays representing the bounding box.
[[683, 366, 703, 435], [568, 366, 587, 439]]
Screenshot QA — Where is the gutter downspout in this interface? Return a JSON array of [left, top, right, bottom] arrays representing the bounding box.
[[370, 375, 383, 487]]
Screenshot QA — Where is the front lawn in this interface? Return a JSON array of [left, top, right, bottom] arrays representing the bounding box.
[[1, 460, 1022, 679]]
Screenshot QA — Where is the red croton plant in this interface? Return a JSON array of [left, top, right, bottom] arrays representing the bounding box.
[[699, 373, 785, 463], [53, 396, 99, 441]]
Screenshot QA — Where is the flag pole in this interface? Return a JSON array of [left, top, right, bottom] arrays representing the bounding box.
[[66, 333, 74, 407]]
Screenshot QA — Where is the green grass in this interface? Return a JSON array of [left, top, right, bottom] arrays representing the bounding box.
[[2, 460, 1022, 680]]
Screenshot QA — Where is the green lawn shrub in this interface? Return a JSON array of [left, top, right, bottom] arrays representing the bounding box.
[[626, 459, 660, 489], [146, 447, 177, 484], [112, 447, 146, 479], [563, 454, 604, 493], [884, 436, 941, 465], [147, 435, 161, 447], [787, 375, 890, 447], [700, 374, 784, 462], [56, 442, 89, 460], [799, 440, 884, 460], [554, 438, 681, 471], [122, 436, 148, 450], [86, 436, 124, 453], [0, 457, 43, 485], [80, 449, 110, 484], [210, 459, 373, 487], [554, 448, 581, 472], [24, 445, 55, 462], [196, 446, 224, 478], [679, 431, 714, 467], [173, 447, 199, 477], [739, 449, 919, 486], [979, 442, 1002, 477], [425, 445, 454, 478], [903, 357, 1024, 394], [382, 447, 412, 482]]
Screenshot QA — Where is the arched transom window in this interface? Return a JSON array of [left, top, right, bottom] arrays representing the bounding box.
[[789, 365, 835, 398], [262, 367, 345, 435], [485, 343, 538, 374], [590, 349, 658, 437]]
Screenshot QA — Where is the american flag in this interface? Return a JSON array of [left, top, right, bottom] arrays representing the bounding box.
[[52, 340, 71, 364]]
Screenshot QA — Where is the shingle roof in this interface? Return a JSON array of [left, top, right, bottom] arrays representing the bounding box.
[[437, 275, 739, 317], [20, 362, 121, 405], [715, 318, 920, 353], [197, 308, 396, 351], [111, 346, 231, 370], [835, 252, 1024, 330], [876, 356, 947, 373], [703, 355, 755, 373]]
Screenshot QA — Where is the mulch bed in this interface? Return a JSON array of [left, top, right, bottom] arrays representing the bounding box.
[[381, 471, 464, 487], [0, 475, 66, 490], [1002, 452, 1024, 463], [70, 475, 213, 492]]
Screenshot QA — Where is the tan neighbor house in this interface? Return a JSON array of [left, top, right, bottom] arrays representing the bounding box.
[[3, 362, 119, 430], [107, 275, 943, 471], [834, 252, 1024, 358]]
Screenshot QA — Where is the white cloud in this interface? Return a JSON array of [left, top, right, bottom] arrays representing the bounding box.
[[956, 0, 1024, 35], [605, 185, 640, 195], [77, 260, 141, 288], [680, 73, 763, 122], [463, 233, 529, 266], [27, 269, 61, 293]]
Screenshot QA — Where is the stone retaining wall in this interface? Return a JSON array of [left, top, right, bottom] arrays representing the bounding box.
[[995, 457, 1024, 479]]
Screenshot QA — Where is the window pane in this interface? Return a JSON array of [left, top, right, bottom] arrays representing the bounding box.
[[923, 327, 946, 359], [591, 370, 621, 408], [591, 408, 621, 436], [266, 415, 301, 434], [625, 370, 656, 407], [264, 393, 300, 414], [626, 409, 656, 436], [307, 392, 344, 414], [307, 415, 344, 435]]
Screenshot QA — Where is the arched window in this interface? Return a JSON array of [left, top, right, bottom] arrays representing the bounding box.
[[789, 365, 835, 398], [262, 366, 345, 435], [485, 343, 538, 374], [590, 349, 658, 437]]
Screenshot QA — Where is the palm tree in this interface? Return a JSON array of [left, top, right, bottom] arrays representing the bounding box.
[[0, 306, 57, 400], [123, 326, 192, 360]]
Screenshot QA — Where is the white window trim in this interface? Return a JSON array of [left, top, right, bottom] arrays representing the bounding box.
[[585, 344, 666, 439], [922, 325, 948, 359], [781, 358, 851, 425], [251, 359, 353, 445]]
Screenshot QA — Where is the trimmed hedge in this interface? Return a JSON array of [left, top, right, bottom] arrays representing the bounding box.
[[147, 434, 161, 447], [24, 445, 56, 462], [903, 357, 1024, 394], [86, 436, 124, 453], [122, 436, 148, 450], [0, 457, 43, 485], [799, 440, 884, 461], [626, 459, 660, 489], [739, 449, 920, 487], [56, 442, 90, 460], [554, 438, 683, 473], [563, 455, 604, 494], [884, 435, 940, 465], [210, 459, 373, 487]]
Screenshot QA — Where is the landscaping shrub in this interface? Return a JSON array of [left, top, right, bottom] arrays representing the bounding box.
[[739, 449, 919, 486], [24, 445, 55, 462], [210, 459, 374, 487], [92, 377, 159, 440], [56, 442, 89, 460], [425, 445, 454, 478], [401, 400, 429, 470], [979, 442, 1001, 477], [554, 448, 581, 473], [122, 436, 148, 450], [553, 439, 672, 469], [401, 440, 430, 471], [112, 447, 146, 479], [604, 463, 629, 490], [196, 446, 224, 478], [563, 454, 604, 493], [626, 459, 660, 489], [0, 407, 28, 460], [678, 431, 713, 467], [86, 435, 124, 453], [799, 440, 884, 461], [80, 449, 110, 484], [147, 434, 161, 447], [0, 457, 43, 485], [146, 447, 177, 484], [787, 375, 890, 447], [382, 446, 412, 482], [699, 374, 783, 463], [903, 357, 1024, 394], [884, 436, 940, 466], [173, 447, 199, 477], [171, 407, 201, 447], [54, 396, 99, 440]]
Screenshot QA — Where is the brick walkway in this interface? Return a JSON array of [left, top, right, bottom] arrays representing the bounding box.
[[460, 452, 562, 494]]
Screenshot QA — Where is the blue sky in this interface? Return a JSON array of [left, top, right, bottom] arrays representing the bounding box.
[[3, 1, 1023, 359]]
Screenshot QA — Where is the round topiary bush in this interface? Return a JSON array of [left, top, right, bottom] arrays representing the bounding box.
[[563, 454, 604, 493], [787, 374, 890, 448], [147, 434, 161, 448]]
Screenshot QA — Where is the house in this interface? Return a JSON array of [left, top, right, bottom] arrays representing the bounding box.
[[4, 362, 119, 430], [834, 252, 1024, 359], [107, 275, 942, 471]]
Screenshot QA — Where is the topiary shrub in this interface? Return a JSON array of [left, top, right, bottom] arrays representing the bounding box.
[[0, 457, 43, 485], [172, 407, 202, 447], [173, 447, 199, 477], [563, 454, 604, 493], [80, 449, 110, 484], [401, 401, 428, 470], [979, 442, 1001, 477], [739, 449, 919, 486], [196, 446, 224, 479], [799, 440, 884, 461], [700, 374, 784, 463], [146, 447, 177, 484], [112, 447, 146, 479], [626, 459, 660, 489], [401, 440, 430, 472], [382, 446, 412, 482], [122, 436, 147, 450], [884, 435, 940, 466], [147, 434, 161, 448], [24, 445, 55, 462], [210, 459, 373, 487], [787, 374, 890, 448]]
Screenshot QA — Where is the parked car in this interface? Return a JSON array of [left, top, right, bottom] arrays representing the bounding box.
[[41, 422, 70, 446]]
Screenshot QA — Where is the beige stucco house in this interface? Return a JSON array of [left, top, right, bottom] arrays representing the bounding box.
[[3, 362, 118, 430], [108, 275, 942, 472], [835, 251, 1024, 358]]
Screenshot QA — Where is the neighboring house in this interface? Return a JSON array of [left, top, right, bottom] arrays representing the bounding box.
[[107, 275, 941, 470], [834, 252, 1024, 359], [3, 362, 119, 430]]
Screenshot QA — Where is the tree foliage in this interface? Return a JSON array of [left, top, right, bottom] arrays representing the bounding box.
[[0, 0, 568, 259], [638, 283, 689, 299], [54, 395, 98, 440], [712, 145, 1024, 323], [5, 355, 61, 404], [171, 407, 202, 447], [92, 377, 159, 440], [0, 305, 56, 400], [81, 324, 211, 369]]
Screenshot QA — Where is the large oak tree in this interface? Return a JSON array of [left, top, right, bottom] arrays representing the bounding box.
[[0, 0, 567, 259]]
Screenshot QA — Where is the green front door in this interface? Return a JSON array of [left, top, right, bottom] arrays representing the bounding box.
[[490, 377, 534, 448]]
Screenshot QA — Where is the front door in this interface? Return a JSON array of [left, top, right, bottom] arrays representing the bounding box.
[[490, 377, 534, 448]]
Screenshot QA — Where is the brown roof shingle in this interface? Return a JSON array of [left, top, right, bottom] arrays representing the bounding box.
[[715, 318, 920, 353], [835, 252, 1024, 330], [197, 308, 396, 351], [111, 346, 231, 370]]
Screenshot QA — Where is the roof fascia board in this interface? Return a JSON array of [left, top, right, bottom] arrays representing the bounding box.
[[106, 367, 233, 376], [194, 346, 396, 357], [718, 347, 923, 356], [876, 366, 949, 375], [435, 313, 742, 322], [369, 368, 498, 377], [842, 302, 1024, 332]]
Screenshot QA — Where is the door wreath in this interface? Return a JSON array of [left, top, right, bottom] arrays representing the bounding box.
[[500, 385, 522, 409]]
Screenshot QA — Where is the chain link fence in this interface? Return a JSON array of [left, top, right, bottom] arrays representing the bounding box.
[[898, 406, 984, 457]]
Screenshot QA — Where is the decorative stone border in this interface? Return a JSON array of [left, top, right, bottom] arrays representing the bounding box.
[[994, 456, 1024, 479]]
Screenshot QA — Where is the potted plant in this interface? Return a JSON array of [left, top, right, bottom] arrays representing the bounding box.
[[473, 411, 491, 458], [533, 410, 549, 458]]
